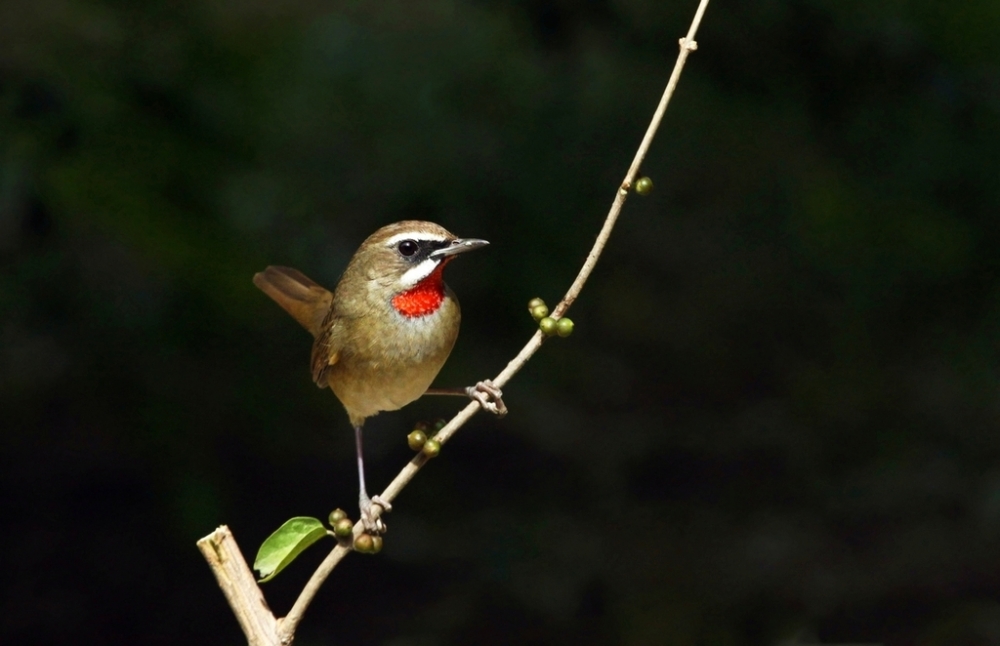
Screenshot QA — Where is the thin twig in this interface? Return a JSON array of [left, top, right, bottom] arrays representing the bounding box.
[[204, 1, 711, 643], [555, 30, 705, 318]]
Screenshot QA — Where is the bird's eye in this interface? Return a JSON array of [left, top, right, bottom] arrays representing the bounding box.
[[397, 240, 419, 257]]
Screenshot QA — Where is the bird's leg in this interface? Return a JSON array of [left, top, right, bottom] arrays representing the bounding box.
[[354, 423, 391, 534], [425, 379, 507, 417]]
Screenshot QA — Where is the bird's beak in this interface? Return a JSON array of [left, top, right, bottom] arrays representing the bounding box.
[[430, 238, 489, 259]]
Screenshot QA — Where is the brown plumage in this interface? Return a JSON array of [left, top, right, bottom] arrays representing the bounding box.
[[254, 221, 501, 532]]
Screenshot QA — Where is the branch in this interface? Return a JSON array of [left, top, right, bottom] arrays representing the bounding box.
[[197, 526, 280, 646], [201, 1, 711, 643]]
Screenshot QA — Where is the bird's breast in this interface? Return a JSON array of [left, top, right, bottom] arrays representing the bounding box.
[[326, 295, 461, 423]]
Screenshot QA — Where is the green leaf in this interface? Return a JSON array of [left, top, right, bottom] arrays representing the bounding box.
[[253, 517, 330, 582]]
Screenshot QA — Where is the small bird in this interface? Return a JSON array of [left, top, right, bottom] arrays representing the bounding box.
[[253, 221, 505, 532]]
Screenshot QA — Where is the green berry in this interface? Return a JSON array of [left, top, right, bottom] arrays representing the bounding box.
[[530, 304, 550, 321], [422, 438, 441, 458], [329, 508, 347, 524], [433, 418, 447, 431], [556, 317, 575, 337], [407, 430, 427, 450], [528, 297, 546, 311], [371, 535, 384, 554], [334, 517, 354, 538], [354, 533, 374, 553], [539, 317, 558, 336], [635, 176, 653, 195]]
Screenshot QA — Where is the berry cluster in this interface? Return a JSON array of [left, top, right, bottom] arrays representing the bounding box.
[[328, 508, 383, 554], [406, 418, 447, 458], [528, 298, 574, 337]]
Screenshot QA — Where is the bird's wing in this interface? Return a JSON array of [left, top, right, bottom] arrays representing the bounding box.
[[252, 266, 333, 338], [310, 271, 375, 388], [310, 307, 342, 387]]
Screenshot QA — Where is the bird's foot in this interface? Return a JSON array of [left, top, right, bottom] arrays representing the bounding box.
[[359, 494, 392, 534], [466, 379, 507, 418]]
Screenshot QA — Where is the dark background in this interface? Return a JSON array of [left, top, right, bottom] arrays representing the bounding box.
[[3, 0, 1000, 644]]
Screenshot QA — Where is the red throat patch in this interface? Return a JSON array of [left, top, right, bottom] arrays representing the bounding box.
[[392, 264, 447, 318]]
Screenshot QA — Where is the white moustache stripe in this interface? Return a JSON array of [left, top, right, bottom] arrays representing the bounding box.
[[384, 232, 448, 247], [399, 258, 441, 288]]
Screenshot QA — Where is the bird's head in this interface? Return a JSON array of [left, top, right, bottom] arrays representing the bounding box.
[[349, 221, 488, 317]]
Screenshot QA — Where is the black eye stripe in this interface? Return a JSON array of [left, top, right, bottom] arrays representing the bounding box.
[[395, 238, 451, 261]]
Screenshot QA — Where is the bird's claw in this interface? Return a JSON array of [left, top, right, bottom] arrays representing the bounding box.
[[467, 379, 507, 418], [359, 495, 392, 534]]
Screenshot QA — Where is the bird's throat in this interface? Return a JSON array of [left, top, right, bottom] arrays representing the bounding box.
[[391, 264, 446, 318]]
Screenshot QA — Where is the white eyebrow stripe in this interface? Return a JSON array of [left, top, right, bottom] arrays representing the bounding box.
[[384, 232, 448, 247], [399, 258, 441, 288]]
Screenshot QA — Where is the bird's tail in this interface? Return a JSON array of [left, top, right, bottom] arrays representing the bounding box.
[[252, 266, 333, 338]]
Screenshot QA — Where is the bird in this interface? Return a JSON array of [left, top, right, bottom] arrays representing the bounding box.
[[253, 221, 506, 533]]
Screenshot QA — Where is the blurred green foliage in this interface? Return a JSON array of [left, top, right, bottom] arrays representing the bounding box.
[[3, 0, 1000, 644]]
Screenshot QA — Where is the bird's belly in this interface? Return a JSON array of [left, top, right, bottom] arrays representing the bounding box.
[[330, 361, 443, 420], [327, 303, 459, 422]]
